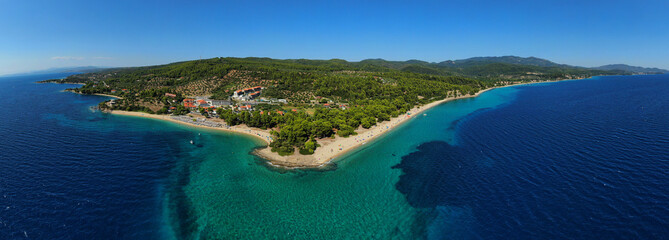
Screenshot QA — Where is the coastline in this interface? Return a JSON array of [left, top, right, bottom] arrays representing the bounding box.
[[64, 89, 123, 99], [253, 80, 539, 168], [104, 78, 585, 169], [91, 93, 123, 99], [106, 110, 273, 144]]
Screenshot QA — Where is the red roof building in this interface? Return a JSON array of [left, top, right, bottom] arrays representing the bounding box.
[[183, 99, 196, 108]]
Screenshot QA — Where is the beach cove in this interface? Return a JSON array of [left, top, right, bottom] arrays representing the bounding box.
[[105, 79, 573, 169]]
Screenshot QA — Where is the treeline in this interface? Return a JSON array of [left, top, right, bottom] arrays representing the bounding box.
[[216, 98, 414, 155]]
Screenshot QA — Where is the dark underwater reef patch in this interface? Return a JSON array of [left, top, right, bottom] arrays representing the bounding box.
[[392, 141, 485, 208]]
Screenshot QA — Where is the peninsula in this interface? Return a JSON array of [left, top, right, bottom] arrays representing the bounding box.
[[41, 57, 622, 168]]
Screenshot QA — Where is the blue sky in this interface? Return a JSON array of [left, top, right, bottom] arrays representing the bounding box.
[[1, 0, 668, 75]]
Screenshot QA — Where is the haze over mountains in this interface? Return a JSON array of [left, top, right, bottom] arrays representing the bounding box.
[[362, 56, 667, 74], [593, 64, 668, 74], [10, 56, 667, 77], [3, 66, 105, 77], [457, 56, 668, 74]]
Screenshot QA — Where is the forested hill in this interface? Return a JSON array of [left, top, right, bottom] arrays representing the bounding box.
[[44, 56, 618, 100], [44, 57, 491, 101]]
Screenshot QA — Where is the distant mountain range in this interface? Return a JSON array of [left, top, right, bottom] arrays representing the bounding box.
[[13, 56, 668, 78], [436, 56, 576, 68], [3, 66, 106, 77], [593, 64, 668, 74], [436, 56, 667, 74], [360, 56, 667, 75], [31, 66, 106, 74]]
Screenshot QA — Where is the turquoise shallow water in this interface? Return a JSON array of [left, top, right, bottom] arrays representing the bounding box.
[[170, 83, 519, 239]]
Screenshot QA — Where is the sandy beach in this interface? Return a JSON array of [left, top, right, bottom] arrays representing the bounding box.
[[254, 79, 579, 168], [107, 78, 581, 168], [255, 86, 495, 168], [92, 93, 123, 99], [108, 110, 274, 144]]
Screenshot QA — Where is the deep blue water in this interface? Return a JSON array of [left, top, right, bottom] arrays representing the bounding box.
[[2, 73, 669, 239], [0, 73, 197, 239], [394, 75, 669, 239]]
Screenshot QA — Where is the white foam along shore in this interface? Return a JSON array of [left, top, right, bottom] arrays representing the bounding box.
[[102, 78, 583, 168]]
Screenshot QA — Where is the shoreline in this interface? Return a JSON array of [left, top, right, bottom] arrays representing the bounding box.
[[253, 78, 583, 168], [106, 110, 274, 144], [102, 78, 585, 169], [91, 93, 123, 99], [64, 89, 123, 99]]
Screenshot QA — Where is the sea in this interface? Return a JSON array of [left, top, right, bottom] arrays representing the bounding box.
[[0, 73, 668, 239]]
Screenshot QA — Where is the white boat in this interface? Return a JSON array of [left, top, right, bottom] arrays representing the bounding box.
[[190, 140, 194, 144]]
